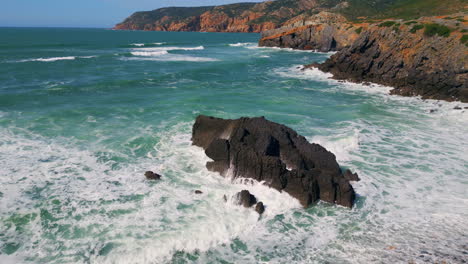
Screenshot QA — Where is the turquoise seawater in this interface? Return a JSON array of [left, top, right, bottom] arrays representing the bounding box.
[[0, 28, 467, 264]]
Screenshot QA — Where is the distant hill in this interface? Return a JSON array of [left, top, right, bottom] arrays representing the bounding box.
[[114, 0, 468, 32]]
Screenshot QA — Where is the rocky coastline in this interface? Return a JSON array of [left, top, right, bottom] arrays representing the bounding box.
[[115, 0, 468, 101], [260, 12, 468, 102]]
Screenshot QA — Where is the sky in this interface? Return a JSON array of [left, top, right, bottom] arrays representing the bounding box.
[[0, 0, 262, 28]]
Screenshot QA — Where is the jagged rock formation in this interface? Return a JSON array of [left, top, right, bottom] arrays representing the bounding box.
[[192, 115, 356, 208], [235, 190, 258, 208], [259, 12, 359, 51], [312, 15, 468, 102], [261, 12, 468, 102]]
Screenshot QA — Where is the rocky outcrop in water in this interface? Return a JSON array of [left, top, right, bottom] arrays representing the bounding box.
[[235, 190, 257, 208], [192, 115, 356, 208], [145, 171, 161, 180], [255, 202, 265, 214]]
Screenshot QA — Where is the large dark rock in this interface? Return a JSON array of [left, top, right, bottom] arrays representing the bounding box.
[[192, 115, 356, 208], [255, 202, 265, 214], [235, 190, 257, 208]]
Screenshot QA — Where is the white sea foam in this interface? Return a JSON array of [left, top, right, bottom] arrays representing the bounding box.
[[128, 46, 214, 61], [247, 45, 337, 55], [228, 42, 256, 47], [21, 56, 76, 62], [16, 56, 96, 63], [130, 50, 169, 57], [131, 46, 204, 52], [131, 42, 165, 47], [123, 56, 219, 62], [310, 130, 360, 162], [276, 65, 393, 95]]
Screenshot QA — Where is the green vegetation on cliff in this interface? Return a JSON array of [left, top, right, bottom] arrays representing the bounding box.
[[340, 0, 467, 21], [423, 23, 452, 37], [118, 6, 215, 29], [409, 24, 424, 33]]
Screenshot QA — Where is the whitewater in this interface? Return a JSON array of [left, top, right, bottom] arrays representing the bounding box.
[[0, 28, 467, 264]]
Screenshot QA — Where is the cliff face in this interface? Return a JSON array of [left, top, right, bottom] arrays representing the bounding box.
[[315, 18, 468, 102], [260, 12, 468, 102], [259, 12, 361, 52], [114, 0, 326, 33]]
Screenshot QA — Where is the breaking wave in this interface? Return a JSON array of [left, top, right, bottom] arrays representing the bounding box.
[[15, 56, 96, 63]]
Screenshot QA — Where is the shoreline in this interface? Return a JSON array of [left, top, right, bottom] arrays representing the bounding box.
[[259, 12, 468, 103]]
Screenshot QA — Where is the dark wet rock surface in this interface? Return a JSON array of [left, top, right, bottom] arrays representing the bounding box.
[[235, 190, 257, 208], [255, 202, 265, 214], [192, 115, 357, 208]]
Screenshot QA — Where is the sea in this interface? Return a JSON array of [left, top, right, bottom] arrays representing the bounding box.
[[0, 28, 467, 264]]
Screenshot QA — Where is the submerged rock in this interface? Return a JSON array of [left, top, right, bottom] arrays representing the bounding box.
[[255, 202, 265, 214], [192, 115, 356, 208], [235, 190, 257, 208], [144, 171, 161, 180]]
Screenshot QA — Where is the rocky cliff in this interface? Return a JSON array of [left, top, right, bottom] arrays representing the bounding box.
[[259, 12, 360, 52], [260, 12, 468, 102], [114, 0, 330, 33], [315, 16, 468, 102]]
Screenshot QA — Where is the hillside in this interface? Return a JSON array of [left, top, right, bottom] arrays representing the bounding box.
[[114, 0, 324, 32], [114, 0, 468, 32]]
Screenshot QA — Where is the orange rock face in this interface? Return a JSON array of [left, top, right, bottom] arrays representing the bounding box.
[[113, 0, 323, 33]]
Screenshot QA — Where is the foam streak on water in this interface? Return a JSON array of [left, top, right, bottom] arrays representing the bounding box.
[[0, 28, 467, 264]]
